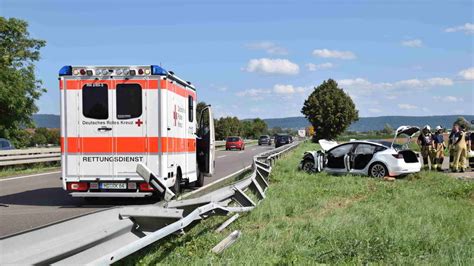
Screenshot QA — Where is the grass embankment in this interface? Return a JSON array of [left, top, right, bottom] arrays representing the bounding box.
[[122, 142, 473, 265], [0, 162, 60, 179]]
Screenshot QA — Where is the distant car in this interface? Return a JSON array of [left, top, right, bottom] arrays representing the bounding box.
[[226, 136, 245, 150], [300, 126, 422, 178], [0, 138, 15, 150], [258, 135, 272, 145], [275, 135, 291, 148]]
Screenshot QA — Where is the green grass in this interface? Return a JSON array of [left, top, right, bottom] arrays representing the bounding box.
[[120, 142, 473, 265], [0, 162, 60, 179]]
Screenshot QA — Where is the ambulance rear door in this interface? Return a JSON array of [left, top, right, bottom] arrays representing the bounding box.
[[75, 79, 114, 179], [112, 79, 149, 179]]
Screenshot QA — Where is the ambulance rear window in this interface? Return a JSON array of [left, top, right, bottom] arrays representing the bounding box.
[[116, 84, 142, 119], [82, 84, 108, 119]]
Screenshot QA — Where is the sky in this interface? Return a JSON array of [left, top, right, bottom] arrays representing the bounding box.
[[1, 0, 473, 119]]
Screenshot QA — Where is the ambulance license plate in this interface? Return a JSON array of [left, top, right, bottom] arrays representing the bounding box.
[[100, 183, 126, 189]]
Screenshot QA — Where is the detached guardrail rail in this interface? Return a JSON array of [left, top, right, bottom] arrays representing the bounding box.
[[0, 147, 60, 166], [0, 142, 300, 265]]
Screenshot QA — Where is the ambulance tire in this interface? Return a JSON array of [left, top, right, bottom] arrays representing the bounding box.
[[172, 170, 182, 194], [196, 168, 205, 187]]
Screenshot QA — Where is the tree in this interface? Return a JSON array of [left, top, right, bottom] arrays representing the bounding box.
[[30, 127, 48, 146], [381, 123, 394, 135], [196, 101, 208, 123], [453, 116, 470, 130], [251, 118, 267, 138], [0, 17, 46, 147], [301, 79, 359, 140]]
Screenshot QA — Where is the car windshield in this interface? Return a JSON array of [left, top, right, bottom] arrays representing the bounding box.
[[259, 136, 269, 140], [227, 137, 240, 142], [277, 136, 289, 141]]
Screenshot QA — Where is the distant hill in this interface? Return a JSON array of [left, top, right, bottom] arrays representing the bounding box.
[[263, 115, 474, 132], [34, 114, 474, 132], [32, 114, 60, 128]]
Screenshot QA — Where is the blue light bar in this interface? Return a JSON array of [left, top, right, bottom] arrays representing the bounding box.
[[58, 65, 72, 76], [150, 65, 168, 75]]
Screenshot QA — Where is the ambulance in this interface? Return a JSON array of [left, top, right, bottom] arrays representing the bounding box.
[[58, 65, 215, 197]]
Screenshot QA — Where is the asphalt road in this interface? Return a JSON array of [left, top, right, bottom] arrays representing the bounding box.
[[0, 144, 274, 237]]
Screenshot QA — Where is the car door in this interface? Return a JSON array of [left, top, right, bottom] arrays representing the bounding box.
[[325, 143, 354, 174], [197, 106, 215, 176], [350, 143, 377, 173]]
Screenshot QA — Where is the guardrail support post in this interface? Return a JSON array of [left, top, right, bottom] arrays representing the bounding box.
[[232, 187, 256, 207]]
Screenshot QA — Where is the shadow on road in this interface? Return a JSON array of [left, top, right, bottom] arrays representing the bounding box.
[[0, 187, 160, 207]]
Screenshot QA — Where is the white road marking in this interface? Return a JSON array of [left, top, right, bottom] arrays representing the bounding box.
[[238, 151, 245, 154], [217, 155, 228, 159], [0, 171, 61, 182], [251, 148, 256, 151]]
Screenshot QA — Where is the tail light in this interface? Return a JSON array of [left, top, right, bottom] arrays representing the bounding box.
[[67, 182, 89, 191], [392, 153, 404, 159], [138, 69, 144, 75], [79, 69, 86, 75], [139, 182, 154, 192]]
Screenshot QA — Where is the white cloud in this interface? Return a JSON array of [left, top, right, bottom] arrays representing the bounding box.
[[306, 62, 334, 71], [445, 23, 474, 34], [273, 84, 307, 95], [245, 41, 288, 55], [312, 49, 356, 60], [401, 39, 423, 48], [243, 58, 300, 75], [398, 104, 418, 110], [338, 77, 453, 91], [394, 77, 453, 88], [236, 88, 271, 98], [338, 78, 392, 90], [433, 96, 463, 102], [368, 108, 382, 113], [458, 67, 474, 80], [218, 87, 228, 92]]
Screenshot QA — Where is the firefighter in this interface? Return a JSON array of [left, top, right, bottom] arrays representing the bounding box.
[[452, 124, 468, 172], [417, 125, 435, 170], [432, 125, 445, 171], [448, 124, 458, 170]]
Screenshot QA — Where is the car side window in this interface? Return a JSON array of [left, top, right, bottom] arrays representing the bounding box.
[[354, 144, 376, 155], [329, 144, 353, 157]]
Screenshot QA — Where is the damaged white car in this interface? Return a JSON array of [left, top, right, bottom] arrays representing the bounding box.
[[300, 126, 422, 178]]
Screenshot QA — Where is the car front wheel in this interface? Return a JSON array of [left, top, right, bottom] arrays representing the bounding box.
[[369, 163, 388, 178], [302, 159, 315, 173]]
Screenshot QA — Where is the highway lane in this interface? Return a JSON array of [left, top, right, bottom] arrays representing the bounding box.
[[0, 145, 274, 237]]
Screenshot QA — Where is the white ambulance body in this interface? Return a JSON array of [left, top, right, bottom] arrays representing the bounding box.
[[59, 65, 215, 197]]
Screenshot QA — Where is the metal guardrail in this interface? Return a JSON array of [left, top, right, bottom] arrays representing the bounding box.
[[0, 140, 257, 167], [0, 141, 300, 265], [0, 147, 60, 166]]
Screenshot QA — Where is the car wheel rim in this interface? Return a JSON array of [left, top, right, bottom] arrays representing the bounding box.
[[303, 161, 314, 172], [371, 164, 385, 178]]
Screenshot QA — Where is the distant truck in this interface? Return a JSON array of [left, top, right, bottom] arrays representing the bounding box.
[[58, 65, 215, 198]]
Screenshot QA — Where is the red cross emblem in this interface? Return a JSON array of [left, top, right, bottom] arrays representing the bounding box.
[[173, 105, 178, 126], [135, 119, 143, 127]]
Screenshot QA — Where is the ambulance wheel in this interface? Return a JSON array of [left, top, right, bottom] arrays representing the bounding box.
[[172, 171, 182, 194], [196, 169, 205, 187]]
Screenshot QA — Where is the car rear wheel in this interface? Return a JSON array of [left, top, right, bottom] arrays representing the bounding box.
[[369, 163, 388, 178]]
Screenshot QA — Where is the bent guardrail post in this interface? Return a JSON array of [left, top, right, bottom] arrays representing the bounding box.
[[136, 163, 175, 201]]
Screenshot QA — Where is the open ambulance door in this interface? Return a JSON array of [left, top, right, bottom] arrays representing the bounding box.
[[197, 105, 215, 177]]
